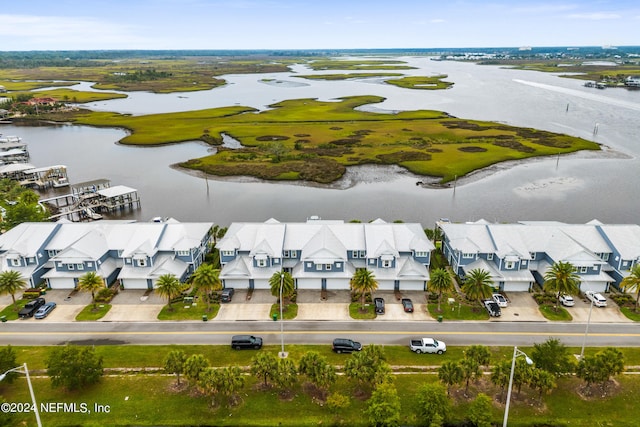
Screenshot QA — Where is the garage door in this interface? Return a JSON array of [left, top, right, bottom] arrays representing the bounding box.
[[400, 280, 425, 291], [223, 279, 249, 290], [253, 279, 270, 290], [326, 278, 349, 290], [503, 282, 531, 292], [377, 280, 395, 291], [47, 278, 75, 290], [122, 278, 150, 290], [580, 281, 608, 293], [297, 278, 321, 290]]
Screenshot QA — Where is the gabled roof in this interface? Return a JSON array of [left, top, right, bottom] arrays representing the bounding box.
[[0, 223, 59, 257], [397, 257, 429, 279], [53, 229, 109, 261], [301, 226, 347, 261], [598, 224, 640, 260]]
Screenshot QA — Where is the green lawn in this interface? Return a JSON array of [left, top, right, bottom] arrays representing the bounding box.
[[157, 302, 220, 320], [538, 304, 573, 321], [0, 299, 29, 320], [269, 303, 298, 320], [427, 301, 490, 321], [620, 307, 640, 321], [75, 304, 111, 321], [349, 302, 376, 319]]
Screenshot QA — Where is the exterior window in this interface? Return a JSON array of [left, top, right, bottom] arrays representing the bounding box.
[[283, 250, 290, 258], [580, 266, 588, 273], [10, 258, 20, 267], [222, 250, 234, 257], [48, 250, 57, 257], [382, 259, 391, 268], [487, 253, 494, 260], [359, 251, 366, 258], [290, 250, 297, 258], [336, 262, 342, 268], [77, 263, 84, 270], [505, 261, 514, 269], [325, 264, 332, 270], [256, 258, 266, 267], [177, 250, 190, 256], [87, 262, 93, 267], [529, 252, 536, 260], [369, 259, 375, 265], [138, 259, 147, 267], [68, 264, 75, 270], [316, 264, 321, 271], [463, 253, 474, 259], [415, 251, 427, 257], [601, 253, 610, 261]]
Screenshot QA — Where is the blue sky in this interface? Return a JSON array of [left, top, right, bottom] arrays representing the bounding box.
[[1, 0, 638, 51]]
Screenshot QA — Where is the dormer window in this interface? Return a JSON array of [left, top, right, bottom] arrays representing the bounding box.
[[138, 259, 147, 267], [505, 261, 515, 269], [222, 250, 234, 257], [529, 252, 536, 260], [256, 258, 267, 267], [10, 258, 20, 267], [487, 253, 494, 260], [382, 259, 392, 268], [580, 266, 588, 273]]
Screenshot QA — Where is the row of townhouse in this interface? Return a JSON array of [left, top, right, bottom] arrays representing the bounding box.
[[0, 219, 214, 290], [439, 219, 640, 293], [218, 218, 435, 291]]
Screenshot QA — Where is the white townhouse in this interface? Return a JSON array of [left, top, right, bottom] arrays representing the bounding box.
[[0, 219, 214, 290], [218, 218, 434, 291], [438, 219, 639, 293]]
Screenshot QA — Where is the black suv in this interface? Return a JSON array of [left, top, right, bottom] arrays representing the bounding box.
[[231, 335, 263, 350], [220, 288, 235, 303], [332, 338, 362, 353], [484, 299, 501, 317], [374, 297, 385, 314], [19, 297, 46, 318]]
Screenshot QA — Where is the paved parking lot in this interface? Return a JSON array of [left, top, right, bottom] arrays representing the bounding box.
[[0, 289, 634, 323]]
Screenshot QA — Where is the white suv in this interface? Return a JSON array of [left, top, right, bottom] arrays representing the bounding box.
[[559, 294, 575, 307], [585, 291, 607, 307]]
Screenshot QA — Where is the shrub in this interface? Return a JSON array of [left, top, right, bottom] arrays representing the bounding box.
[[22, 287, 46, 299], [94, 287, 117, 303]]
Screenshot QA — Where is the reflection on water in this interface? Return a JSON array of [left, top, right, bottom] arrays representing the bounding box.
[[4, 57, 640, 226]]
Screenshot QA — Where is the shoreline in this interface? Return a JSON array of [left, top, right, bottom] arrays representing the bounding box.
[[172, 144, 628, 191]]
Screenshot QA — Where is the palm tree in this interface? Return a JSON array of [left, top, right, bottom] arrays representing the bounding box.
[[0, 270, 28, 309], [543, 261, 581, 311], [191, 264, 221, 312], [438, 361, 463, 396], [269, 271, 295, 306], [77, 271, 105, 310], [155, 273, 183, 311], [350, 268, 378, 311], [621, 264, 640, 312], [461, 269, 494, 306], [429, 268, 453, 312]]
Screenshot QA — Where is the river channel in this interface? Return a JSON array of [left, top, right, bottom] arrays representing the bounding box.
[[3, 56, 639, 226]]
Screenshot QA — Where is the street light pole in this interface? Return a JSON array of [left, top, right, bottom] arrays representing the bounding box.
[[0, 363, 42, 427], [580, 296, 595, 359], [503, 346, 532, 427], [278, 272, 288, 358]]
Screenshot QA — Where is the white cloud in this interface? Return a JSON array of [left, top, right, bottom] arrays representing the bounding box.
[[430, 19, 446, 23]]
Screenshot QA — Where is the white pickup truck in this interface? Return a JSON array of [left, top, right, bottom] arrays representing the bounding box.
[[409, 337, 447, 354]]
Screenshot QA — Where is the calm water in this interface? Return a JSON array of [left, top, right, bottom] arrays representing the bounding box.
[[5, 57, 640, 226]]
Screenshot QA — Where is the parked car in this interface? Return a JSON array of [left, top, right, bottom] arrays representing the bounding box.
[[484, 299, 501, 317], [332, 338, 362, 353], [231, 335, 263, 350], [18, 297, 45, 318], [492, 293, 508, 307], [34, 301, 57, 319], [559, 294, 575, 307], [220, 288, 235, 303], [402, 298, 414, 313], [585, 291, 607, 307], [374, 297, 385, 314], [409, 337, 446, 354]]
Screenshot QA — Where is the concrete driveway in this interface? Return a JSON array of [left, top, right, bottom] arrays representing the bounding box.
[[98, 290, 164, 322], [494, 292, 547, 322], [566, 295, 632, 323]]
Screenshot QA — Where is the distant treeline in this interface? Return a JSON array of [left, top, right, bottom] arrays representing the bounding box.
[[1, 46, 640, 68]]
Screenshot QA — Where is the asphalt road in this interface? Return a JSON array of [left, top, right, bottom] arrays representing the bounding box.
[[2, 321, 639, 347]]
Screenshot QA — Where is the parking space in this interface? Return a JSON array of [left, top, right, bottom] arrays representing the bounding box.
[[215, 303, 272, 321], [495, 292, 547, 322], [296, 303, 350, 321], [567, 296, 632, 323]]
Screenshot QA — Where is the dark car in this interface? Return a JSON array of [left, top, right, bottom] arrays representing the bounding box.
[[18, 297, 46, 318], [402, 298, 414, 313], [484, 299, 502, 317], [374, 297, 385, 314], [220, 288, 235, 303], [231, 335, 263, 350], [34, 301, 57, 319], [332, 338, 363, 354]]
